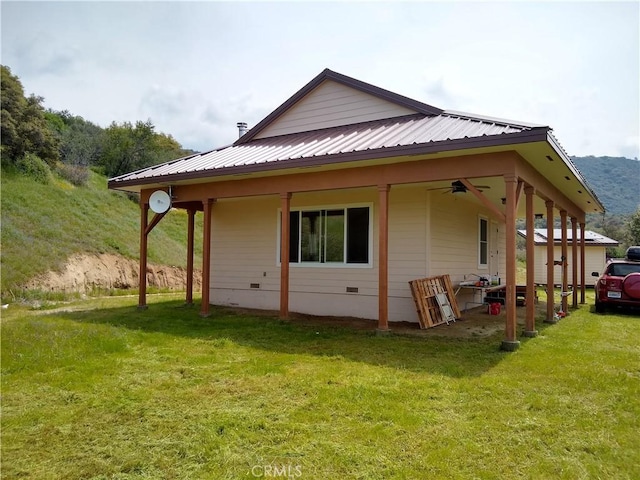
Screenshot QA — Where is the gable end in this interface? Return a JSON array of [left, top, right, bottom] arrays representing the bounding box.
[[236, 68, 443, 144]]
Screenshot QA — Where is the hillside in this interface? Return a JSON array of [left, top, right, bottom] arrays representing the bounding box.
[[572, 156, 640, 215], [0, 168, 203, 296]]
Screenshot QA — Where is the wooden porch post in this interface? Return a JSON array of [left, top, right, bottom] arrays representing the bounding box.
[[186, 208, 196, 305], [545, 200, 557, 323], [138, 202, 149, 310], [580, 222, 586, 304], [377, 185, 390, 331], [560, 210, 568, 314], [280, 193, 291, 319], [523, 186, 537, 337], [571, 217, 578, 309], [501, 174, 519, 351], [200, 199, 214, 317]]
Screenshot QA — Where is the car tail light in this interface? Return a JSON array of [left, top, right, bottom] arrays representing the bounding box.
[[609, 278, 623, 289]]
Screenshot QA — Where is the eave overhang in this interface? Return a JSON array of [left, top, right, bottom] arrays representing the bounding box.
[[108, 128, 549, 191]]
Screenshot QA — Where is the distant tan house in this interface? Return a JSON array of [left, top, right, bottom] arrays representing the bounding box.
[[109, 69, 604, 350], [517, 229, 618, 286]]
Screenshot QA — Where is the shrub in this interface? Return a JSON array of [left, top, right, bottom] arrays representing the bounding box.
[[56, 163, 90, 186], [16, 153, 52, 184], [126, 191, 140, 204]]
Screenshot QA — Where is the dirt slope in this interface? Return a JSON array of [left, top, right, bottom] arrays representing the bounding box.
[[23, 253, 202, 293]]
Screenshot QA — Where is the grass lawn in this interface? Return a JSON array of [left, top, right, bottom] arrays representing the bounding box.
[[2, 294, 639, 479]]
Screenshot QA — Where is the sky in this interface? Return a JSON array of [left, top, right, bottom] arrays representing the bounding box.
[[2, 1, 639, 159]]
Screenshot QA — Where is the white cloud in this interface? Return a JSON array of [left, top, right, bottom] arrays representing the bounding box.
[[1, 1, 638, 158]]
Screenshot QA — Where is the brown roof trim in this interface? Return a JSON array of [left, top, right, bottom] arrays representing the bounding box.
[[234, 68, 444, 145], [109, 127, 548, 190], [546, 132, 605, 212], [517, 229, 619, 246]]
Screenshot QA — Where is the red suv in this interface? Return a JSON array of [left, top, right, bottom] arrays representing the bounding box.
[[593, 247, 640, 313]]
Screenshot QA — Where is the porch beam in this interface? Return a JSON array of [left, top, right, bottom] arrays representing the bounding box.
[[523, 186, 537, 337], [377, 185, 390, 331], [545, 200, 557, 323], [280, 192, 291, 319], [501, 174, 520, 351], [144, 211, 169, 236], [200, 198, 214, 317], [515, 180, 524, 210], [459, 178, 505, 222]]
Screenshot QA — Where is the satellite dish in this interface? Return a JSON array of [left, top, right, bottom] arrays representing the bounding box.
[[149, 190, 172, 214]]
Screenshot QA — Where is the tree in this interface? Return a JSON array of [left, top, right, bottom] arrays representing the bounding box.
[[99, 120, 157, 177], [627, 208, 640, 246], [1, 65, 59, 166], [47, 109, 105, 167], [99, 120, 192, 178]]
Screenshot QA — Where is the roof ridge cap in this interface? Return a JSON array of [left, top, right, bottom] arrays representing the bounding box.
[[443, 109, 548, 129]]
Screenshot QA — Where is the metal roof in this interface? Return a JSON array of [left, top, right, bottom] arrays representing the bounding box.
[[110, 112, 545, 186], [517, 229, 619, 246], [106, 68, 605, 215]]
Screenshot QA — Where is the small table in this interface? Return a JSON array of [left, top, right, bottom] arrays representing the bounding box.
[[484, 285, 538, 305], [456, 284, 505, 310]]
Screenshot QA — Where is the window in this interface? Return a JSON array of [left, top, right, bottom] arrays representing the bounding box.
[[478, 216, 488, 269], [281, 206, 371, 265]]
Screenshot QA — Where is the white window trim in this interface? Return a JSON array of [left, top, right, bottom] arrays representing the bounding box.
[[478, 215, 489, 270], [276, 202, 373, 268]]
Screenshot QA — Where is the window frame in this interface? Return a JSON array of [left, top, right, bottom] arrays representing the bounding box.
[[277, 202, 373, 268], [478, 215, 489, 270]]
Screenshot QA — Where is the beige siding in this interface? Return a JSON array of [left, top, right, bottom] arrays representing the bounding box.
[[208, 186, 507, 322], [531, 245, 606, 286], [387, 186, 428, 321], [255, 80, 416, 139], [430, 193, 505, 283], [210, 196, 281, 310], [429, 193, 506, 310], [209, 190, 380, 316]]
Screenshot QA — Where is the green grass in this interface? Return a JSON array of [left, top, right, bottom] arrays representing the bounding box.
[[0, 168, 203, 294], [2, 293, 639, 479]]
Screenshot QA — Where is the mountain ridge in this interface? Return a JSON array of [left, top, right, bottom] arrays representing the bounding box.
[[571, 155, 639, 215]]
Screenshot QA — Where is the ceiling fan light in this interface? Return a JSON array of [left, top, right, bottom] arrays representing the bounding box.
[[451, 181, 467, 194]]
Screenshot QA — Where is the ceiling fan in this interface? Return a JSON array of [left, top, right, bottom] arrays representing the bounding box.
[[427, 180, 491, 194]]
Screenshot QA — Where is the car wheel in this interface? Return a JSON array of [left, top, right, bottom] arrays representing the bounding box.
[[595, 300, 606, 313]]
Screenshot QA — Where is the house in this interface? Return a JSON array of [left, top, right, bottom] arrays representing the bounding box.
[[517, 229, 618, 286], [108, 68, 605, 350]]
